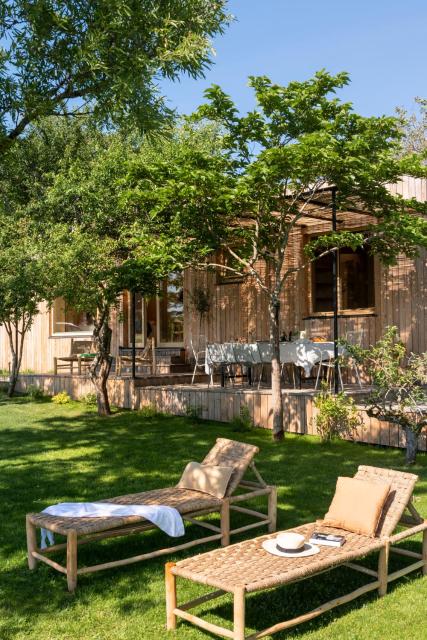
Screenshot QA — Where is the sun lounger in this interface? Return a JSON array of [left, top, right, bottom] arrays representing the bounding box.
[[166, 465, 427, 640], [26, 438, 277, 591]]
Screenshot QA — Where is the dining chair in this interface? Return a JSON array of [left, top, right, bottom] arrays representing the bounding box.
[[256, 341, 273, 389], [279, 342, 298, 388], [190, 335, 207, 385], [233, 342, 257, 386]]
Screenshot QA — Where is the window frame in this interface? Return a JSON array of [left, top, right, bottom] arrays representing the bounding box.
[[307, 236, 376, 317], [50, 298, 94, 338]]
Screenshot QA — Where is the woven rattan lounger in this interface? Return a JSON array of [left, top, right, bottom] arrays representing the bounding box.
[[166, 465, 427, 640], [26, 438, 277, 591]]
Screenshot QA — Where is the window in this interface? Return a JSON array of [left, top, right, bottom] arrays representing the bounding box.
[[312, 246, 374, 313], [158, 272, 184, 344], [51, 298, 94, 335]]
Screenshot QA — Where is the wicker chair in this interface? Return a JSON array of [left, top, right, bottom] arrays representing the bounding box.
[[26, 438, 277, 592], [167, 465, 427, 640]]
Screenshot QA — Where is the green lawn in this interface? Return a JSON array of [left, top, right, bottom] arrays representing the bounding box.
[[0, 394, 426, 640]]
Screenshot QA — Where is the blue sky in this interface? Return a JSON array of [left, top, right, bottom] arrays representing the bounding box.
[[162, 0, 427, 118]]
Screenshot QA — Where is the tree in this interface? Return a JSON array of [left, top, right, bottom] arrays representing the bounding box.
[[348, 327, 427, 465], [46, 122, 225, 415], [0, 118, 88, 395], [0, 0, 230, 152], [186, 70, 427, 440], [396, 98, 427, 160], [0, 216, 53, 396]]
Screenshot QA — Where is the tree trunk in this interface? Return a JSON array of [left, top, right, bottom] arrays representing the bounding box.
[[90, 311, 113, 416], [403, 426, 418, 465], [269, 298, 284, 441], [8, 352, 18, 397], [6, 317, 26, 397]]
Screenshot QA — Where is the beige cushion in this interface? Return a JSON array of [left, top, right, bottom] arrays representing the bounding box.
[[178, 462, 233, 499], [323, 476, 391, 537]]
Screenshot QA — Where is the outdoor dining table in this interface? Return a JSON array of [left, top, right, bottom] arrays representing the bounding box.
[[206, 340, 345, 387]]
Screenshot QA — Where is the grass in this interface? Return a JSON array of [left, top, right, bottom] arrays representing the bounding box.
[[0, 394, 426, 640]]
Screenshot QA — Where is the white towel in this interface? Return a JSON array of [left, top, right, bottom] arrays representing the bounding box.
[[40, 502, 185, 549]]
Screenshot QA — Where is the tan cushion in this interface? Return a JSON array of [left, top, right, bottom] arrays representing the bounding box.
[[177, 462, 233, 499], [323, 476, 391, 537]]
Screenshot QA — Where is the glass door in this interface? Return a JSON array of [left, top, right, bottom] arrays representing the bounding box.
[[133, 292, 145, 346], [157, 272, 184, 346]]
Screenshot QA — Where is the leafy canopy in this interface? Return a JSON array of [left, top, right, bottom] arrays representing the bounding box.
[[188, 70, 427, 287], [0, 0, 230, 150]]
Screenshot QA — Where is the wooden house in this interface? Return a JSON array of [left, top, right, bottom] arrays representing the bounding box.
[[0, 176, 426, 376]]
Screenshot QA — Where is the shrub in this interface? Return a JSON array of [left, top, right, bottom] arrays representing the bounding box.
[[230, 405, 254, 432], [26, 385, 45, 401], [313, 383, 362, 443], [52, 391, 71, 404], [81, 392, 97, 407], [346, 326, 427, 464], [185, 405, 204, 422], [139, 404, 161, 418]]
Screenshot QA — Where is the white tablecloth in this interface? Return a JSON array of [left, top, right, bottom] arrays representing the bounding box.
[[281, 340, 342, 376], [205, 341, 344, 377]]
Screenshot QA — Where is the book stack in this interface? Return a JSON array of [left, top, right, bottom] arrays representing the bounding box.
[[309, 532, 346, 547]]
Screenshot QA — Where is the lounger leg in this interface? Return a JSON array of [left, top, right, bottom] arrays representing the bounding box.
[[54, 357, 58, 376], [378, 544, 389, 596], [66, 530, 78, 592], [26, 516, 38, 570], [165, 562, 177, 630], [221, 499, 230, 547], [423, 529, 427, 576], [268, 486, 278, 533], [233, 587, 245, 640]]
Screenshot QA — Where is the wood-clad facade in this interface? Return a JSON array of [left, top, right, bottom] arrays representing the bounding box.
[[0, 176, 426, 373]]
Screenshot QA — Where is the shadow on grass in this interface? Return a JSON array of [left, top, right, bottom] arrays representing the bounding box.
[[0, 396, 426, 639]]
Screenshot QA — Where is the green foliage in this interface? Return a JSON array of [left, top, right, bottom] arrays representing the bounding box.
[[52, 391, 71, 405], [80, 392, 97, 407], [189, 286, 211, 316], [347, 327, 427, 436], [396, 98, 427, 161], [313, 383, 362, 443], [138, 404, 162, 419], [26, 385, 45, 401], [229, 404, 254, 432], [0, 1, 230, 151], [191, 70, 427, 273], [185, 404, 205, 422]]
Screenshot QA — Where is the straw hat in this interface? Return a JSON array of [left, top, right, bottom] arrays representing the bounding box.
[[262, 532, 320, 558]]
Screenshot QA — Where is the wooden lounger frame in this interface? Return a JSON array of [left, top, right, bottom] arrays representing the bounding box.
[[26, 461, 277, 592], [166, 467, 427, 640]]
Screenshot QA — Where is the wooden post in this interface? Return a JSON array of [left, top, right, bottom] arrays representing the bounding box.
[[378, 543, 389, 596], [66, 530, 78, 592], [152, 336, 157, 374], [53, 357, 58, 375], [165, 562, 177, 631], [233, 587, 245, 640], [221, 498, 230, 547], [423, 529, 427, 576], [26, 516, 38, 570], [268, 486, 277, 533]]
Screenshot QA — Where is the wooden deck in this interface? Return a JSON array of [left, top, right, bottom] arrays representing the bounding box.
[[1, 373, 426, 453]]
